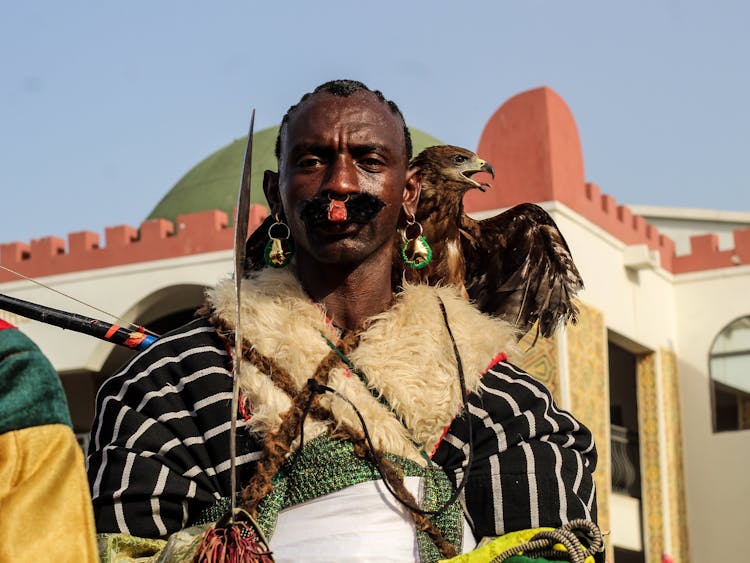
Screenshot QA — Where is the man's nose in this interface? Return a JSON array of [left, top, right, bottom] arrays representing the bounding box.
[[323, 156, 359, 197]]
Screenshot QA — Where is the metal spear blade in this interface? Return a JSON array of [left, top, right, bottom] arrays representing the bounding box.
[[230, 108, 255, 518], [234, 110, 255, 286]]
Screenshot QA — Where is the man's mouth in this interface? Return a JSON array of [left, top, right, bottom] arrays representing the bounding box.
[[314, 222, 362, 237], [300, 193, 386, 229]]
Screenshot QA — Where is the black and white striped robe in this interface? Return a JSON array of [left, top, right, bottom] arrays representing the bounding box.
[[87, 317, 597, 540]]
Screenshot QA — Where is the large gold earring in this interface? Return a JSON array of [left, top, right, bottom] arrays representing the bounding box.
[[400, 215, 432, 269], [264, 215, 295, 268]]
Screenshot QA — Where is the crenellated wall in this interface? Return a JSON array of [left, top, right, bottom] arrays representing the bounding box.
[[575, 185, 750, 274], [578, 182, 676, 272], [672, 228, 750, 273], [0, 205, 268, 282], [468, 86, 748, 276]]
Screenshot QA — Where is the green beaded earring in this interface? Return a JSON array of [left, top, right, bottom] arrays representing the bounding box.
[[401, 217, 432, 270]]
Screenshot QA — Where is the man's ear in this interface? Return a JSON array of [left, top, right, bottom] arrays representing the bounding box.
[[402, 167, 421, 217], [263, 170, 281, 216]]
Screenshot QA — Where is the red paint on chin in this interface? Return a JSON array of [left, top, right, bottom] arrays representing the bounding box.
[[327, 200, 348, 223]]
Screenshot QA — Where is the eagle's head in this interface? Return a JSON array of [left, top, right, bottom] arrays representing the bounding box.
[[410, 145, 495, 194]]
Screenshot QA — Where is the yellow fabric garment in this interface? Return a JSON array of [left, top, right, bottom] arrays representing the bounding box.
[[439, 527, 595, 563], [97, 527, 209, 563], [0, 423, 97, 562]]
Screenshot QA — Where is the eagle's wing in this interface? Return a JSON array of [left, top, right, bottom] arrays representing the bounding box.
[[461, 203, 584, 339]]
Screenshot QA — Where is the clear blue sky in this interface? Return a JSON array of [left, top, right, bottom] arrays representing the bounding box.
[[2, 1, 748, 244]]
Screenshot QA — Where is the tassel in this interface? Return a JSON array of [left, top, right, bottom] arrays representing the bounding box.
[[191, 508, 274, 563]]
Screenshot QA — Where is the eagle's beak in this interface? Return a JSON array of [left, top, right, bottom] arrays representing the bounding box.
[[467, 159, 495, 192]]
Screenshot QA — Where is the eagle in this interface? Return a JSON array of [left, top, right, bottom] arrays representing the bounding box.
[[401, 145, 584, 339]]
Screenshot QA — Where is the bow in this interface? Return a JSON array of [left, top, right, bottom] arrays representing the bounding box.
[[0, 292, 157, 350]]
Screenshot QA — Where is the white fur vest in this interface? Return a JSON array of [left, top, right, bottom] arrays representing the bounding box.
[[206, 269, 518, 465]]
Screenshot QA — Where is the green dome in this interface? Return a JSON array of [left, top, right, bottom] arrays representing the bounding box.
[[147, 126, 444, 224]]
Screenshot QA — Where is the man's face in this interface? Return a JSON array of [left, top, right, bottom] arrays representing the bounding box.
[[265, 90, 418, 267]]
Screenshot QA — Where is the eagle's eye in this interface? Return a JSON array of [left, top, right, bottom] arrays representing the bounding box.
[[453, 154, 468, 164]]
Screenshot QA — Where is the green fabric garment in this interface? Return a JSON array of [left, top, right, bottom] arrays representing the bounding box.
[[0, 327, 72, 434]]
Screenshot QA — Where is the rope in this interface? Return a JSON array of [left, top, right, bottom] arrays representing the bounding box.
[[489, 519, 604, 563]]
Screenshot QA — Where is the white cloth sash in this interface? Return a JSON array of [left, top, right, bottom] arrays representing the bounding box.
[[270, 476, 476, 562]]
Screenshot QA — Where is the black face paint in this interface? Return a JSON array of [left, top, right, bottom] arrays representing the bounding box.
[[300, 193, 386, 227]]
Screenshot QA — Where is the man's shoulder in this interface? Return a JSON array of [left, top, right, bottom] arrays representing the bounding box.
[[131, 316, 225, 363], [155, 316, 224, 350], [96, 316, 228, 398], [476, 356, 566, 413]]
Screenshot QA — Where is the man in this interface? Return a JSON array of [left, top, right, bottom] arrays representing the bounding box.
[[0, 319, 98, 562], [88, 80, 598, 562]]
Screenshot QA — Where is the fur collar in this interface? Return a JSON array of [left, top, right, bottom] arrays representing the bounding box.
[[206, 269, 518, 464]]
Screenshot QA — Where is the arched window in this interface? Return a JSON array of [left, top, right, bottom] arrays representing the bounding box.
[[710, 316, 750, 432]]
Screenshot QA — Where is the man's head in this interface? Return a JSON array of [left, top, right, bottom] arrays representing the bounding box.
[[274, 80, 413, 164], [263, 80, 420, 269]]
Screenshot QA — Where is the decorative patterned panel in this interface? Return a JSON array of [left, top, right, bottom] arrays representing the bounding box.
[[565, 302, 610, 555], [661, 349, 690, 563], [517, 327, 560, 403], [637, 354, 664, 563]]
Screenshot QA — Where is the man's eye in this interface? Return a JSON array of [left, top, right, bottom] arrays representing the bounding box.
[[360, 157, 384, 168], [297, 157, 323, 168]]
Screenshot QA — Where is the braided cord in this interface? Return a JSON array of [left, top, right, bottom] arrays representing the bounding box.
[[489, 520, 604, 563]]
